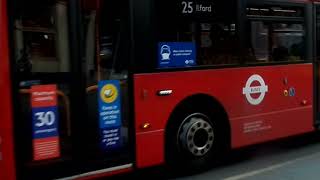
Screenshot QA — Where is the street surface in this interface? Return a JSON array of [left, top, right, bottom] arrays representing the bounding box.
[[108, 132, 320, 180]]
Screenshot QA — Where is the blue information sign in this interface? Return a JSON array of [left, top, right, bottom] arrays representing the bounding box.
[[98, 80, 122, 150], [32, 107, 59, 139], [101, 127, 122, 150], [158, 42, 196, 68]]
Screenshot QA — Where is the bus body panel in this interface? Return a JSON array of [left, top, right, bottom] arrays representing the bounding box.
[[0, 0, 16, 179], [136, 130, 165, 168], [231, 106, 313, 148], [134, 63, 314, 168]]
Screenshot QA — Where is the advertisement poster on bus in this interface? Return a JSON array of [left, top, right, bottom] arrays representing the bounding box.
[[158, 42, 196, 68], [31, 85, 60, 161], [98, 80, 122, 151]]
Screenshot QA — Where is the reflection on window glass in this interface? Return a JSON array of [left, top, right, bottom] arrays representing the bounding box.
[[199, 23, 239, 65], [248, 21, 305, 63], [14, 1, 70, 73], [247, 6, 304, 17], [156, 19, 240, 66], [13, 0, 73, 165], [83, 0, 129, 85]]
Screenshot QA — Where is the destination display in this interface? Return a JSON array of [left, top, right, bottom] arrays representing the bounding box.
[[156, 0, 235, 19], [179, 0, 214, 17]]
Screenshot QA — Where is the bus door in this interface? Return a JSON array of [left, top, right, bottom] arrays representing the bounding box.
[[82, 0, 133, 172], [10, 0, 132, 179]]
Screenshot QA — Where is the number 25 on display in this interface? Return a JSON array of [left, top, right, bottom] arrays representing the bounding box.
[[182, 1, 193, 14]]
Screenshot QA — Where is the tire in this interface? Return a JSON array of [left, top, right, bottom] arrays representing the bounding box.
[[165, 104, 225, 172]]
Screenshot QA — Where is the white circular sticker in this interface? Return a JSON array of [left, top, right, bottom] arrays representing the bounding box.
[[242, 74, 268, 105]]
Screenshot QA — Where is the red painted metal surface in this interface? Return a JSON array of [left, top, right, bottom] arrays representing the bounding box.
[[134, 64, 314, 168], [135, 130, 165, 168], [0, 0, 16, 179]]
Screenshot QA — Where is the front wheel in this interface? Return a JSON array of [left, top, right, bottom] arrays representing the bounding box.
[[166, 107, 225, 172], [178, 113, 214, 157]]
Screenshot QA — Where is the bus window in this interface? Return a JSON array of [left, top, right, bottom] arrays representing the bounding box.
[[198, 22, 239, 65], [246, 5, 306, 63], [155, 0, 240, 68], [84, 0, 129, 85]]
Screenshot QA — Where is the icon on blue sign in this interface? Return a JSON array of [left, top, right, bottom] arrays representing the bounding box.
[[160, 45, 171, 60], [158, 42, 196, 68]]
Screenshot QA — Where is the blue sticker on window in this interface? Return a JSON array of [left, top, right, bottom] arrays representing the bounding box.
[[100, 127, 122, 150], [98, 80, 122, 151], [158, 42, 196, 68], [32, 106, 59, 139]]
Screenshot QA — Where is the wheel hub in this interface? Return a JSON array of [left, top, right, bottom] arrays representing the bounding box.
[[179, 115, 214, 157]]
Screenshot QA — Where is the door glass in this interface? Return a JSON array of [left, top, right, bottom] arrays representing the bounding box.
[[12, 0, 74, 178], [13, 0, 132, 179], [82, 0, 130, 158], [14, 1, 70, 73]]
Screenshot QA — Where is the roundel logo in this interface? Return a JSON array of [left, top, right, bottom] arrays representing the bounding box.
[[242, 74, 268, 105], [100, 84, 118, 104]]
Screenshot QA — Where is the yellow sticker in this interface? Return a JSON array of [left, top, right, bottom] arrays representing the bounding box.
[[100, 84, 118, 104]]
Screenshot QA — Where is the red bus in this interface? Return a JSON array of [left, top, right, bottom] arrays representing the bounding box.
[[1, 0, 320, 179]]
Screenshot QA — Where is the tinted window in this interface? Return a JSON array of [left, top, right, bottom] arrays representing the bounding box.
[[245, 5, 306, 64], [14, 1, 70, 73], [248, 22, 305, 63]]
